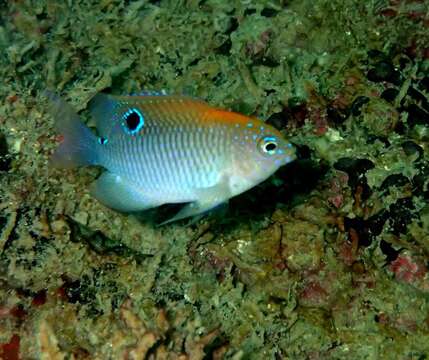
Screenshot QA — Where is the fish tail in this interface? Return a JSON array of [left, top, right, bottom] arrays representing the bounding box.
[[44, 90, 100, 168]]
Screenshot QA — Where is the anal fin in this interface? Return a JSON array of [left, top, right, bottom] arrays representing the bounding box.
[[91, 172, 160, 212]]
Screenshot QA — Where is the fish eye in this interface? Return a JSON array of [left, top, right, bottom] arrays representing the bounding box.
[[261, 137, 278, 155], [122, 108, 144, 134], [264, 142, 277, 153]]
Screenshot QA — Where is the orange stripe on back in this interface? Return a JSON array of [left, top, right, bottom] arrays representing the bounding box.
[[114, 94, 259, 128], [204, 108, 255, 126]]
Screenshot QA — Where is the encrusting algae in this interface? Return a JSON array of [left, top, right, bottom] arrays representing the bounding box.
[[0, 0, 429, 359]]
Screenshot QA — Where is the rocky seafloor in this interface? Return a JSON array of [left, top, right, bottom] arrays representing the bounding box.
[[0, 0, 429, 359]]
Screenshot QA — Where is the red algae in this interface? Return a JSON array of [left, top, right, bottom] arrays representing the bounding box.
[[389, 254, 427, 284], [0, 335, 20, 360]]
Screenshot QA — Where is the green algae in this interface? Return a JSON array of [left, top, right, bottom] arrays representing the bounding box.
[[1, 0, 429, 358]]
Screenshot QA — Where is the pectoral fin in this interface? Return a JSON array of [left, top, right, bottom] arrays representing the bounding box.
[[159, 178, 231, 225]]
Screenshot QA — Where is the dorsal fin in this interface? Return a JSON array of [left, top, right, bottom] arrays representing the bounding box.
[[88, 93, 119, 138], [129, 90, 168, 96]]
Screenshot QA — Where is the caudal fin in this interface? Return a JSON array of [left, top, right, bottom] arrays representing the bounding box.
[[44, 90, 99, 168]]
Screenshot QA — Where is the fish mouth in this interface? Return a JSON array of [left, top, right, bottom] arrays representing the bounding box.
[[284, 155, 294, 164], [274, 154, 295, 167], [280, 149, 298, 166]]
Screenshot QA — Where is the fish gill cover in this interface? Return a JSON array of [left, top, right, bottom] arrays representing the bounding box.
[[0, 0, 428, 358]]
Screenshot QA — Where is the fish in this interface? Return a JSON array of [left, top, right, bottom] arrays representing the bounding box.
[[44, 90, 296, 224]]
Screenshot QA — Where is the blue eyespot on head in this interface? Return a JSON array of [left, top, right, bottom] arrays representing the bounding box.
[[122, 108, 144, 135]]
